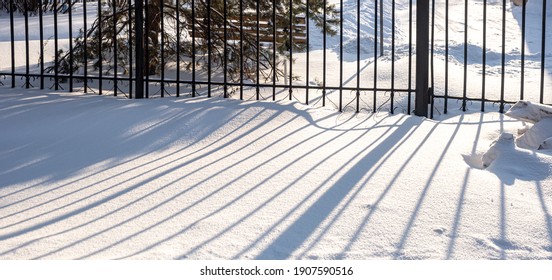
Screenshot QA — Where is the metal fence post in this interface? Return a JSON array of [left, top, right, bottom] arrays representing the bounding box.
[[135, 0, 145, 99], [415, 0, 430, 117]]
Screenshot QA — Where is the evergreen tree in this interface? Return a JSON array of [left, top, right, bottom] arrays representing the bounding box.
[[1, 0, 69, 14], [4, 0, 339, 85]]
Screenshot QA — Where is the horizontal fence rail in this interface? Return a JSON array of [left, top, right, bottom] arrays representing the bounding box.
[[1, 0, 550, 117]]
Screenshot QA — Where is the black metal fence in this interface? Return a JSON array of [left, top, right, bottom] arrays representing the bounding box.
[[428, 0, 550, 117], [0, 0, 550, 118]]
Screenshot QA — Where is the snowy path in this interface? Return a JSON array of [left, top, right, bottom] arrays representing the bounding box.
[[0, 89, 551, 259]]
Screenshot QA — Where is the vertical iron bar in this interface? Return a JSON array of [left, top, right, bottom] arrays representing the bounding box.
[[128, 0, 133, 98], [192, 0, 196, 97], [144, 0, 149, 98], [98, 0, 103, 94], [240, 0, 243, 100], [83, 0, 88, 93], [408, 0, 412, 114], [391, 0, 396, 114], [223, 0, 227, 98], [160, 0, 165, 97], [481, 0, 486, 111], [500, 0, 506, 112], [323, 0, 326, 106], [520, 0, 526, 101], [429, 0, 434, 118], [24, 0, 30, 88], [9, 0, 15, 87], [55, 0, 60, 90], [256, 0, 260, 100], [445, 0, 449, 114], [176, 0, 181, 97], [373, 0, 378, 112], [462, 0, 468, 111], [135, 0, 145, 99], [39, 0, 44, 89], [415, 0, 429, 117], [540, 0, 547, 104], [355, 0, 360, 113], [112, 0, 117, 96], [289, 0, 293, 101], [68, 0, 74, 92], [207, 0, 211, 98], [306, 0, 310, 105], [339, 0, 343, 111], [379, 0, 383, 57], [272, 0, 276, 101]]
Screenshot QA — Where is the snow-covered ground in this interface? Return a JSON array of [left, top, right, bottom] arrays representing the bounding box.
[[0, 0, 551, 260], [0, 88, 551, 259]]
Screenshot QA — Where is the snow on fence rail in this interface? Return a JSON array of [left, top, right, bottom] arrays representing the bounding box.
[[0, 0, 550, 118]]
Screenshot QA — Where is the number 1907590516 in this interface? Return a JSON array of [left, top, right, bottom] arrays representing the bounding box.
[[293, 266, 353, 276]]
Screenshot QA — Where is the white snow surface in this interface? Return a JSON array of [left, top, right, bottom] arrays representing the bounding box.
[[515, 117, 552, 149], [504, 101, 552, 149], [0, 88, 551, 260], [505, 101, 552, 123]]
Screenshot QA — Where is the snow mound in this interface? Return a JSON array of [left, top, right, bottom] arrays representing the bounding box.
[[505, 101, 552, 124], [477, 101, 552, 183], [481, 132, 552, 185], [516, 118, 552, 150], [482, 132, 515, 168], [504, 101, 552, 150]]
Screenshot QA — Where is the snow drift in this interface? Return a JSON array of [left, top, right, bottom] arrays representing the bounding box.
[[0, 89, 551, 260]]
